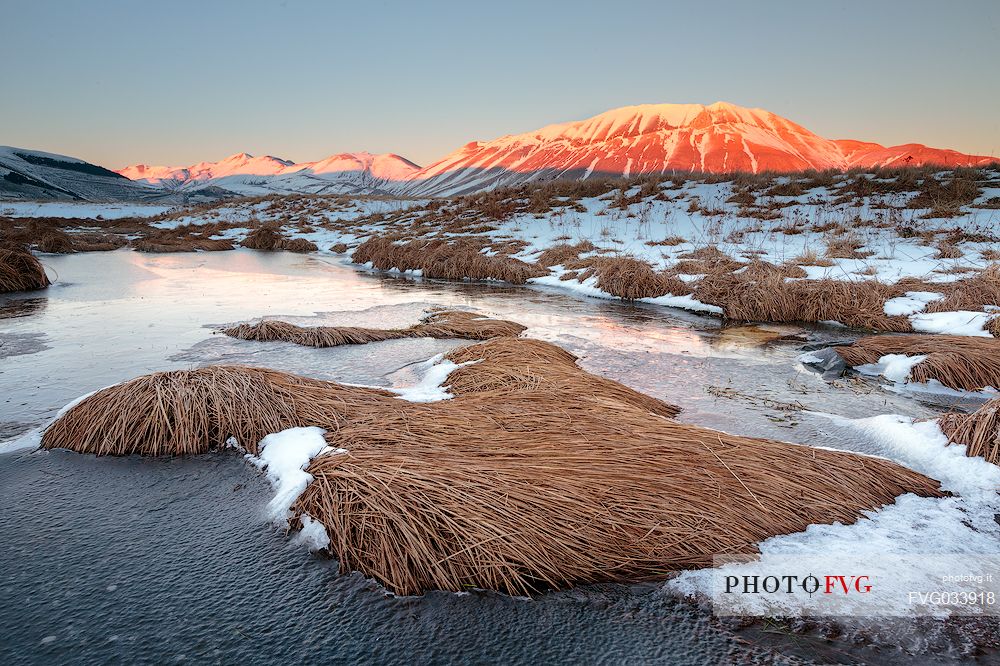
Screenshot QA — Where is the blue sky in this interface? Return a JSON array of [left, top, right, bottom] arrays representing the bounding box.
[[3, 0, 998, 167]]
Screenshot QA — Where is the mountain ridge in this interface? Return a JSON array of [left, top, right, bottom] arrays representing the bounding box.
[[4, 102, 996, 201]]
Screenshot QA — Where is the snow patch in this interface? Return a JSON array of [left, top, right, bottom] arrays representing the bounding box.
[[855, 353, 927, 383], [910, 311, 993, 337], [246, 426, 340, 524], [883, 291, 944, 316]]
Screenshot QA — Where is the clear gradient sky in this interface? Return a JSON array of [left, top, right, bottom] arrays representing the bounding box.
[[3, 0, 998, 169]]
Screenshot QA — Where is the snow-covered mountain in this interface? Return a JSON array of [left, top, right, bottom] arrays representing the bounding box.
[[0, 146, 169, 202], [7, 102, 996, 202], [402, 102, 998, 195], [117, 151, 420, 197]]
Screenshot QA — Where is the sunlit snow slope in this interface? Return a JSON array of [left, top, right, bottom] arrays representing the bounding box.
[[402, 102, 997, 195], [117, 152, 421, 197]]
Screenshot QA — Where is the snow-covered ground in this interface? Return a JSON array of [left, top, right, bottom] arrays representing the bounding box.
[[1, 201, 174, 219], [113, 169, 1000, 336], [670, 412, 1000, 618]]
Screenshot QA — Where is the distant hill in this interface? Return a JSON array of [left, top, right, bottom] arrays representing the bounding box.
[[0, 146, 172, 202], [117, 151, 421, 197]]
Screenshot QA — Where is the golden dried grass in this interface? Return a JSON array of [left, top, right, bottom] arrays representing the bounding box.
[[352, 236, 546, 284], [535, 241, 597, 267], [298, 388, 941, 595], [564, 256, 692, 300], [222, 310, 526, 348], [444, 337, 680, 418], [43, 336, 943, 595], [836, 334, 1000, 391], [694, 272, 911, 331], [939, 399, 1000, 465], [240, 225, 317, 252], [0, 246, 50, 292]]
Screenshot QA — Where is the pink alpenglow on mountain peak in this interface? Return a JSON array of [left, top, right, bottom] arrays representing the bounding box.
[[116, 102, 997, 197], [402, 101, 998, 195], [117, 151, 420, 195]]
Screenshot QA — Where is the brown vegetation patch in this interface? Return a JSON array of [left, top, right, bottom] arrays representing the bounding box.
[[564, 256, 691, 300], [923, 266, 1000, 316], [836, 334, 1000, 391], [535, 241, 596, 267], [222, 310, 526, 348], [824, 234, 869, 259], [909, 171, 982, 217], [352, 236, 546, 284], [43, 337, 943, 595], [939, 399, 1000, 465], [240, 224, 316, 252], [0, 246, 50, 293], [695, 273, 910, 331], [132, 223, 235, 253]]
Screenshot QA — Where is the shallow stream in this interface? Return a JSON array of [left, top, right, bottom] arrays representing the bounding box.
[[1, 249, 996, 664]]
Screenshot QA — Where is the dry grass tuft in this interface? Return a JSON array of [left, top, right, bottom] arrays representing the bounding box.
[[353, 236, 546, 284], [695, 272, 910, 331], [280, 237, 319, 253], [222, 310, 526, 348], [939, 399, 1000, 465], [924, 266, 1000, 316], [297, 387, 941, 595], [563, 256, 692, 300], [241, 225, 317, 252], [43, 335, 943, 595], [836, 334, 1000, 391], [535, 241, 596, 267], [36, 227, 75, 253], [241, 225, 285, 250], [0, 246, 50, 292], [41, 365, 393, 456], [444, 337, 680, 419], [824, 234, 869, 259]]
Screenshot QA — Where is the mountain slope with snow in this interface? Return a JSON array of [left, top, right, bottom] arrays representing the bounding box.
[[401, 102, 998, 196], [118, 152, 421, 197], [0, 146, 169, 202]]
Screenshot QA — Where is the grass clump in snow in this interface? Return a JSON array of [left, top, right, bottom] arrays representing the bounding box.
[[241, 223, 318, 252], [352, 235, 546, 284], [836, 334, 1000, 392], [940, 399, 1000, 465], [694, 272, 911, 332]]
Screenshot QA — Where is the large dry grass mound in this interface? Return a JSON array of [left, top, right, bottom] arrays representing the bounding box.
[[0, 246, 50, 293], [940, 399, 1000, 465], [297, 387, 941, 595], [353, 236, 546, 284], [42, 336, 943, 595], [222, 310, 526, 348], [836, 334, 1000, 391]]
